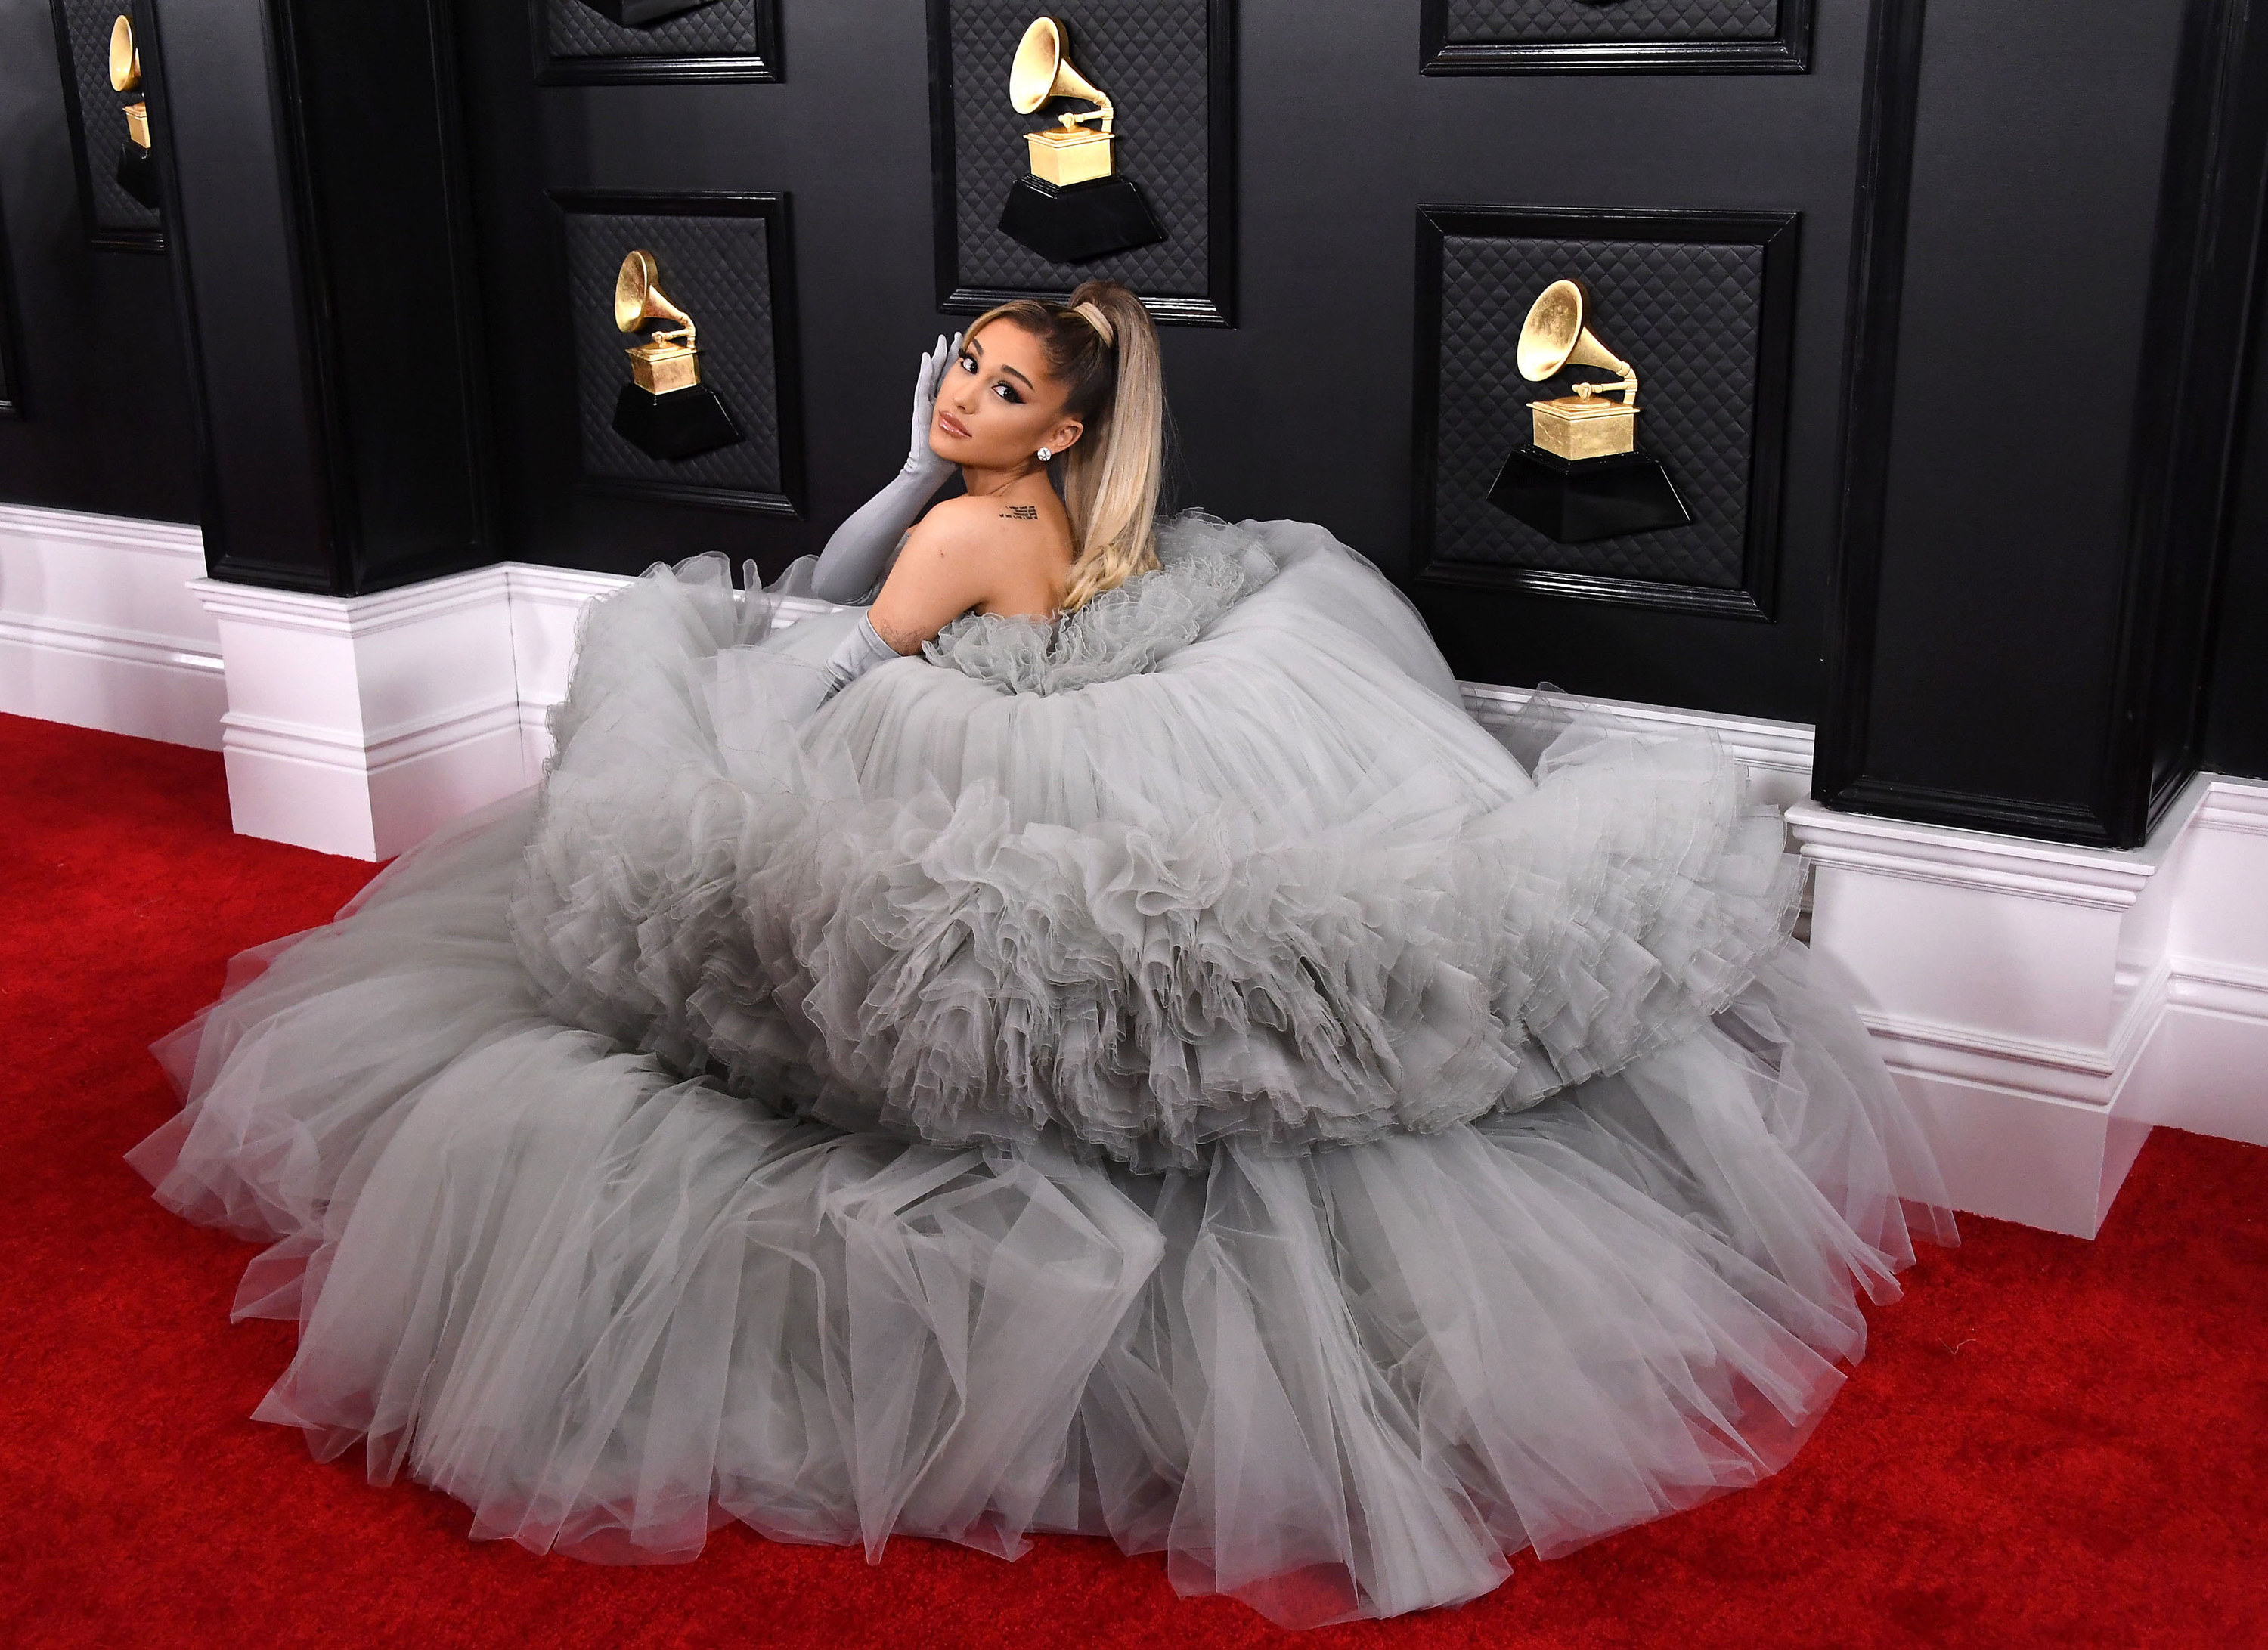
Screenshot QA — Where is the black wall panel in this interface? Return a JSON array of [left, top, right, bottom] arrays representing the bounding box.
[[929, 0, 1232, 323], [2203, 252, 2268, 782], [1414, 206, 1796, 618], [0, 0, 197, 520], [1845, 3, 2177, 823], [556, 191, 801, 514], [1819, 0, 2268, 844], [149, 0, 494, 593], [1421, 0, 1810, 74], [534, 0, 779, 85], [2123, 0, 2268, 821], [1448, 0, 1778, 36], [0, 193, 20, 419]]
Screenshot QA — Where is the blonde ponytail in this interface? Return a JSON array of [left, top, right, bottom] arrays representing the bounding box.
[[1055, 281, 1164, 611], [959, 280, 1167, 613]]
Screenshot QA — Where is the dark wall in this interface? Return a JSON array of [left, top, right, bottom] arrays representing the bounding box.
[[8, 0, 2266, 832], [2204, 248, 2268, 780], [460, 0, 1878, 725], [1817, 0, 2268, 845], [0, 0, 198, 522], [149, 0, 493, 594], [1866, 4, 2182, 814]]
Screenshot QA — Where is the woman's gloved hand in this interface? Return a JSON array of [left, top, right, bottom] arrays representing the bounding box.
[[902, 332, 962, 485], [799, 335, 965, 605]]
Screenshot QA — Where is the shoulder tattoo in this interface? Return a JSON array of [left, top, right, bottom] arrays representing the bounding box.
[[998, 504, 1039, 520]]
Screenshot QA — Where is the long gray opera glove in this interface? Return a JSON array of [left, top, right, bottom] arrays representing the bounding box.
[[820, 613, 905, 701], [804, 332, 963, 604]]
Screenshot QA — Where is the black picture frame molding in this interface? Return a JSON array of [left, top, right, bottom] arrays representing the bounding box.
[[1411, 203, 1801, 622], [1419, 0, 1813, 76], [548, 189, 807, 519], [926, 0, 1238, 327], [529, 0, 782, 86], [48, 0, 165, 253]]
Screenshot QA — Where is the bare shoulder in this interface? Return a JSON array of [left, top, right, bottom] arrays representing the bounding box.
[[910, 492, 1005, 541], [880, 491, 1070, 635], [906, 493, 1058, 564]]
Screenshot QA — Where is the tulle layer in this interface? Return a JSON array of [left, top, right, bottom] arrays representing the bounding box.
[[129, 512, 1956, 1625], [921, 512, 1281, 695], [510, 518, 1804, 1170], [131, 795, 1950, 1627]]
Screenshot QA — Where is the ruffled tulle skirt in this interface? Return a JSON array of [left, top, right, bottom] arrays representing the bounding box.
[[130, 518, 1954, 1627]]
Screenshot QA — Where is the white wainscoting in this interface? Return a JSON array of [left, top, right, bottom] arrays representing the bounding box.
[[4, 500, 2262, 1239], [0, 503, 224, 747], [1791, 779, 2268, 1237], [192, 567, 525, 862]]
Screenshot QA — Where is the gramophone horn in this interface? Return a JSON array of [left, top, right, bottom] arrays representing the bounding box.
[[1009, 17, 1114, 131], [109, 14, 141, 94], [612, 249, 696, 346], [1517, 277, 1637, 404]]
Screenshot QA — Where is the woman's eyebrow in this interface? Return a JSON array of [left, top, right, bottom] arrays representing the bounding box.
[[999, 364, 1034, 389]]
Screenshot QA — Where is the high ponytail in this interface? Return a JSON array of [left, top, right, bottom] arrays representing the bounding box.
[[959, 280, 1166, 612]]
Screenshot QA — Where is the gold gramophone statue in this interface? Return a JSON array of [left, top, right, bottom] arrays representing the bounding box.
[[609, 249, 742, 463], [110, 14, 160, 210], [1486, 278, 1691, 544], [996, 17, 1164, 264]]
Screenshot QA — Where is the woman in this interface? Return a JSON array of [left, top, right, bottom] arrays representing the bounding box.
[[132, 280, 1954, 1628]]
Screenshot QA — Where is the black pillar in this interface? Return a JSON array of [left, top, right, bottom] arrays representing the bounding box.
[[1817, 0, 2268, 848], [2204, 249, 2268, 783], [145, 0, 491, 594]]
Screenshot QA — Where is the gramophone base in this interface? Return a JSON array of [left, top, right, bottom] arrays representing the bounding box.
[[612, 382, 742, 463], [1486, 445, 1692, 544], [115, 144, 160, 210], [579, 0, 714, 24], [999, 175, 1165, 265]]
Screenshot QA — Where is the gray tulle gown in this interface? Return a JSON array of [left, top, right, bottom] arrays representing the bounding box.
[[129, 513, 1955, 1627]]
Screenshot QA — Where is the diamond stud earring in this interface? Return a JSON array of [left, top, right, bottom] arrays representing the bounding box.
[[1036, 447, 1052, 461]]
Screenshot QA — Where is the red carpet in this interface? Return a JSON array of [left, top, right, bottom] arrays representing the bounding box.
[[2, 708, 2262, 1648]]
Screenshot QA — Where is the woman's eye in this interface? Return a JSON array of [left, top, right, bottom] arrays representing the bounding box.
[[991, 382, 1022, 404], [957, 354, 976, 373]]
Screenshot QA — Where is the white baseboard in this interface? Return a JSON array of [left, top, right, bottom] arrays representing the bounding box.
[[2118, 783, 2268, 1150], [1791, 775, 2268, 1237], [193, 565, 522, 859], [0, 503, 223, 748]]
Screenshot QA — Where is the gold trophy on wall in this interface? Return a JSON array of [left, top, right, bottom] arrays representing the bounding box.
[[1486, 278, 1691, 543], [996, 17, 1164, 264], [110, 14, 160, 209], [609, 249, 742, 462]]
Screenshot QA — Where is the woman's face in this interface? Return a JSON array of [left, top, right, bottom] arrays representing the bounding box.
[[928, 320, 1085, 472]]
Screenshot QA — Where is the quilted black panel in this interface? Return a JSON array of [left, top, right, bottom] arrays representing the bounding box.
[[943, 0, 1212, 297], [561, 208, 784, 496], [54, 0, 159, 233], [1430, 234, 1764, 588], [542, 0, 758, 62], [1442, 0, 1777, 42]]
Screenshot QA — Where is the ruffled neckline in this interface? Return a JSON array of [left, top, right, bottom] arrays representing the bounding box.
[[921, 512, 1279, 696]]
